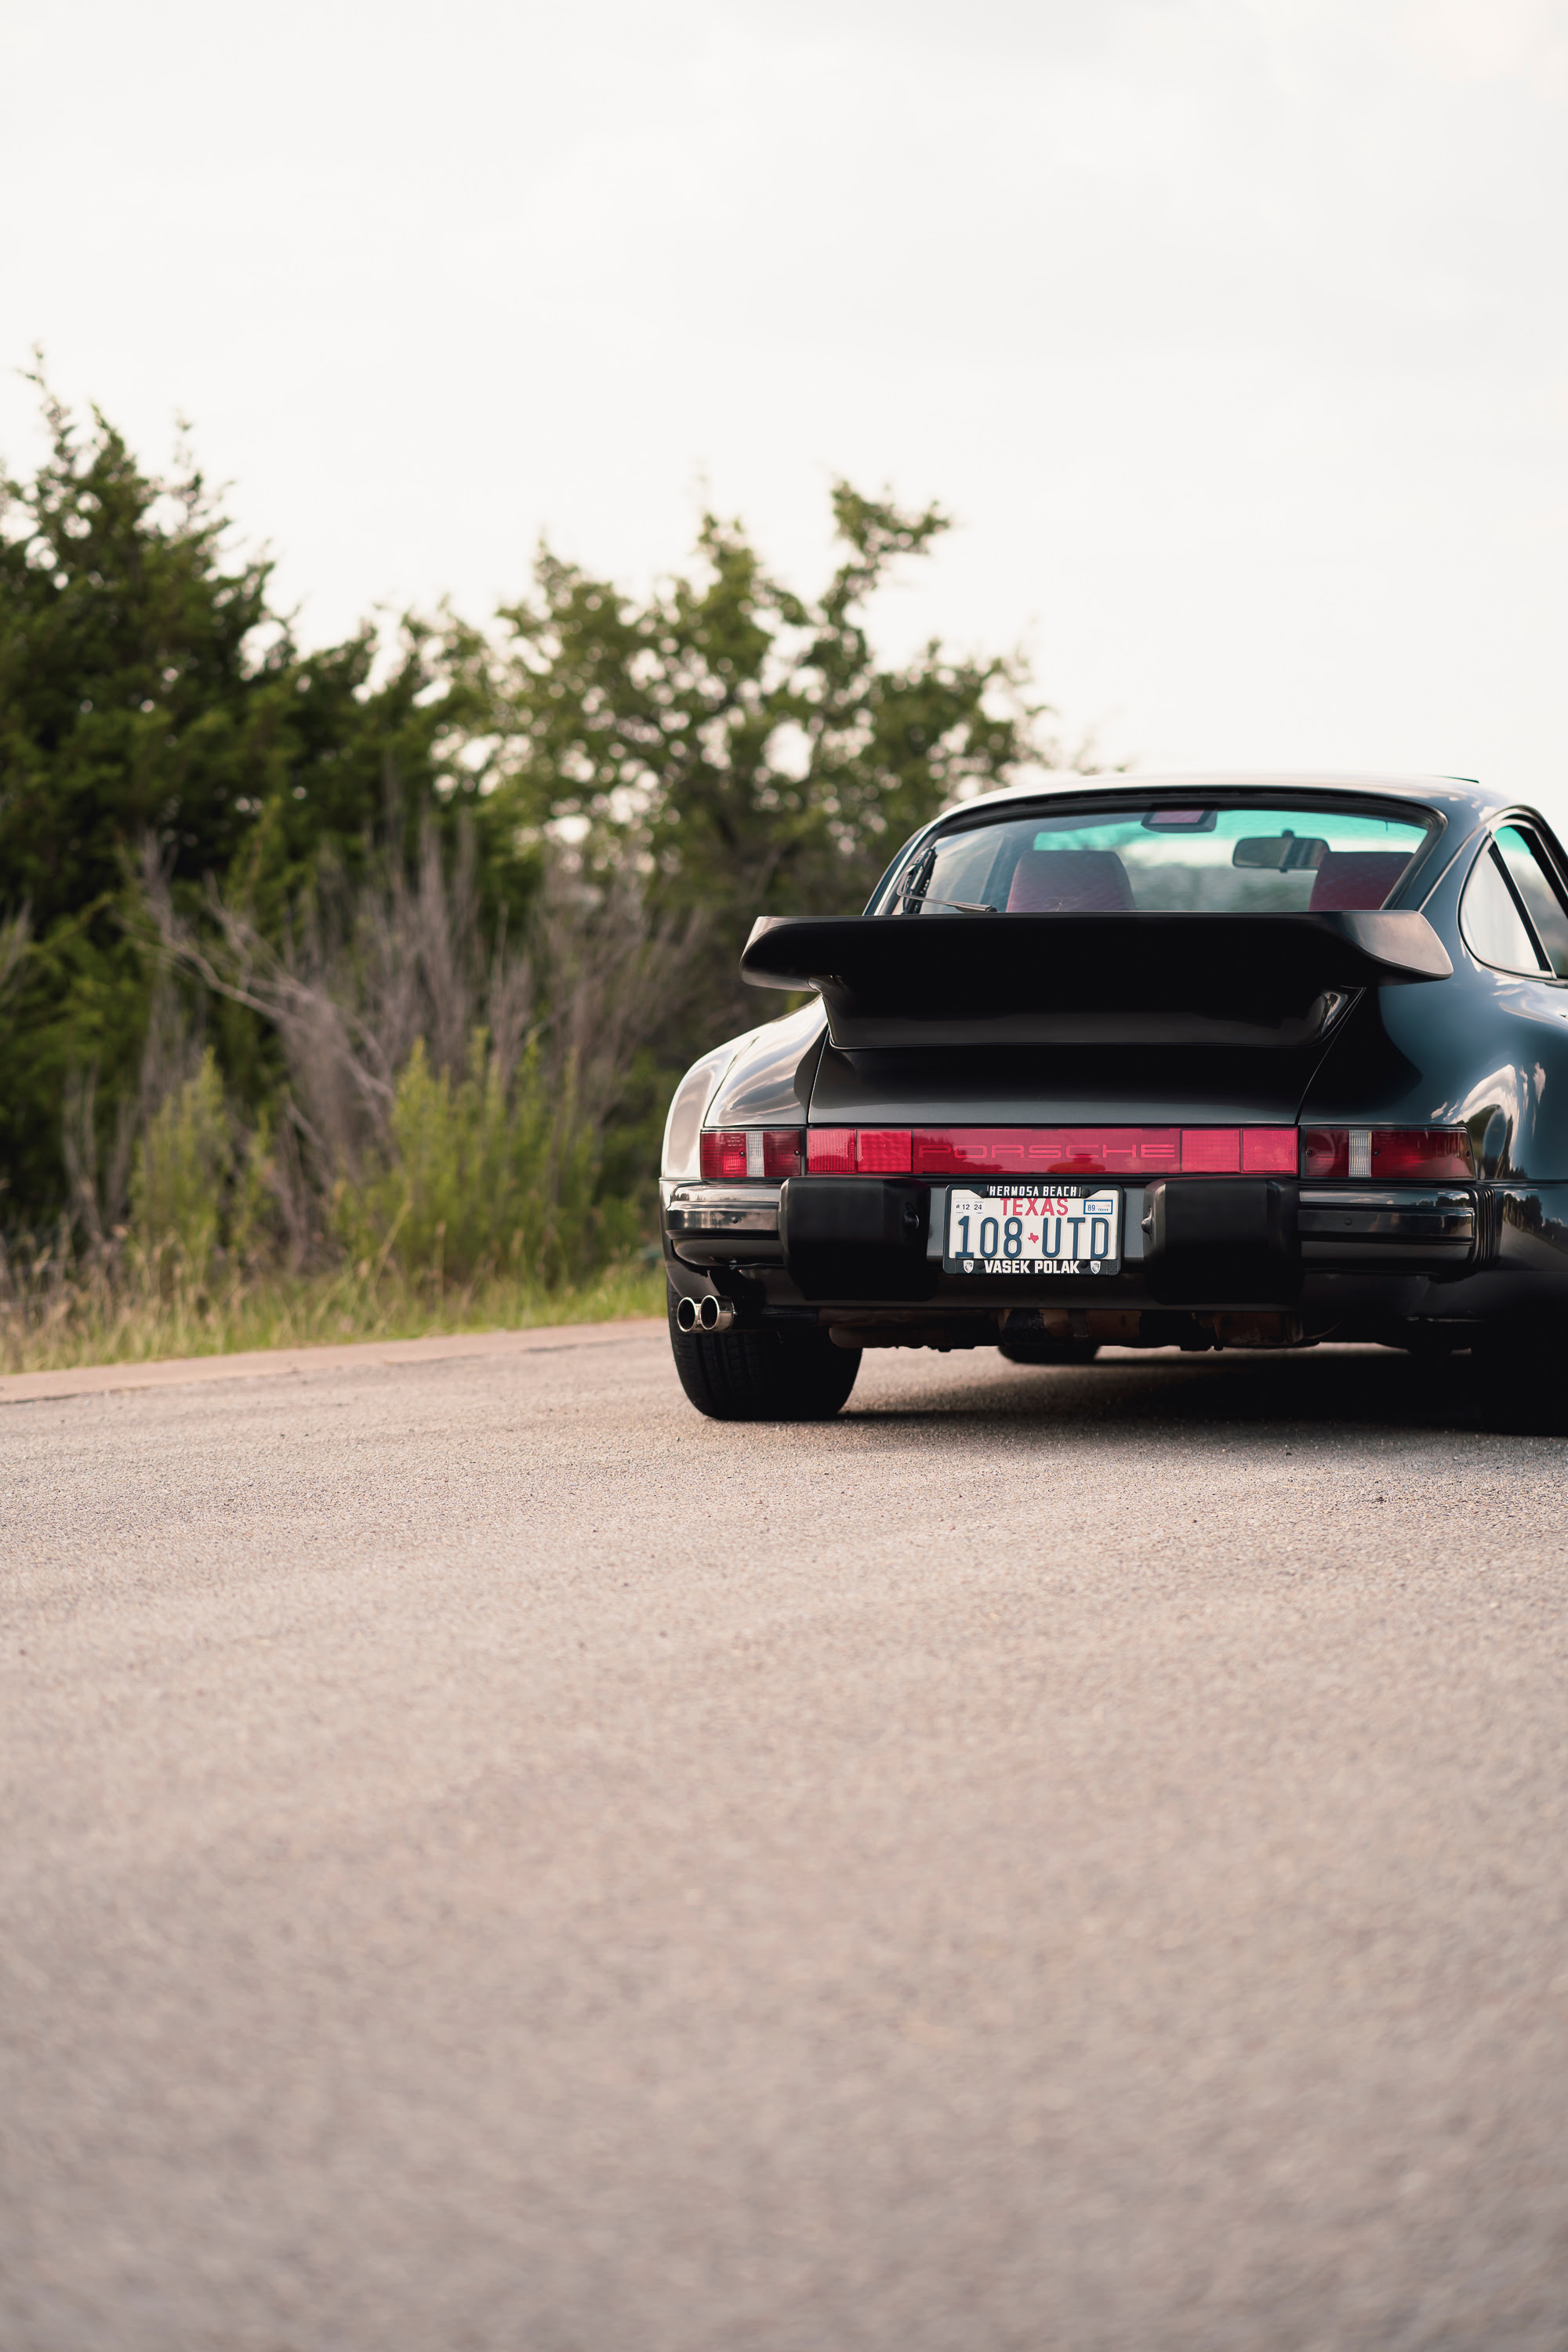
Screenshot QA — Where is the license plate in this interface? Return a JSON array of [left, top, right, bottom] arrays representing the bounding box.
[[943, 1184, 1121, 1276]]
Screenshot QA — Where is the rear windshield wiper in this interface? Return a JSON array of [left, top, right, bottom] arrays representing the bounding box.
[[893, 879, 998, 916], [891, 846, 996, 916]]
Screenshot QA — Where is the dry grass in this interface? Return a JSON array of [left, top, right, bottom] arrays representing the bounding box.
[[10, 826, 688, 1377], [0, 1254, 667, 1376]]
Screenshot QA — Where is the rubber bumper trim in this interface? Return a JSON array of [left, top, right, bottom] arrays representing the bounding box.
[[1142, 1177, 1301, 1306], [779, 1176, 938, 1302]]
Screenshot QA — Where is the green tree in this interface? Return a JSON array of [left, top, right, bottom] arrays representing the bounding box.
[[1, 392, 1075, 1271], [0, 383, 485, 1220], [471, 483, 1061, 1033]]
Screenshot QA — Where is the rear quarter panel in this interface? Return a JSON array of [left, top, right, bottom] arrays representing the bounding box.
[[1302, 831, 1568, 1180]]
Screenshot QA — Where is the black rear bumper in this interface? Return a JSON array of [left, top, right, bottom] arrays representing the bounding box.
[[774, 1174, 1315, 1307], [664, 1174, 1568, 1338]]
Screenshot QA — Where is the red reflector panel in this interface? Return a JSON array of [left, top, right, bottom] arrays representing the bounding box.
[[761, 1130, 804, 1179], [910, 1127, 1297, 1175], [857, 1128, 913, 1172], [1241, 1128, 1298, 1174], [1102, 1129, 1180, 1171], [1370, 1127, 1475, 1179], [807, 1127, 856, 1174], [911, 1127, 1183, 1175], [700, 1130, 748, 1179], [1181, 1127, 1240, 1172], [805, 1125, 1316, 1175]]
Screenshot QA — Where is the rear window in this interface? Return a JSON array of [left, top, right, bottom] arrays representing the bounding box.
[[883, 800, 1434, 917]]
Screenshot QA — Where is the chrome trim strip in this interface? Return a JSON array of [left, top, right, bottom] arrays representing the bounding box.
[[1301, 1212, 1472, 1233], [666, 1182, 782, 1236], [1299, 1187, 1475, 1253], [1299, 1184, 1475, 1255], [1299, 1190, 1474, 1209]]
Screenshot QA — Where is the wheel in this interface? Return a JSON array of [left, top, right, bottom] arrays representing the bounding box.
[[997, 1335, 1101, 1367], [666, 1290, 862, 1421], [1475, 1326, 1568, 1435]]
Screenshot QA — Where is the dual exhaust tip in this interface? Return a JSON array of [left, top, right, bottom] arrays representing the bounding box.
[[675, 1294, 736, 1335]]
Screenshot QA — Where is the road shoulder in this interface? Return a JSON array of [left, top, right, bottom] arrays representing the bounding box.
[[0, 1316, 669, 1408]]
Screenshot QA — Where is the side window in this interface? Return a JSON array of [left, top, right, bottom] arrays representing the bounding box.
[[1461, 844, 1549, 975], [1495, 826, 1568, 978]]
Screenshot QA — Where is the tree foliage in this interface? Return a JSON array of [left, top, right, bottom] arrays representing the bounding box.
[[472, 483, 1055, 1028], [0, 383, 476, 1213], [0, 391, 1062, 1240]]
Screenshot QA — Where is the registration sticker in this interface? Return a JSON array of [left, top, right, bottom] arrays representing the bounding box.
[[943, 1183, 1121, 1276]]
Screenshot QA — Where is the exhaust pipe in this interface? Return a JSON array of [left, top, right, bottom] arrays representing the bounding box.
[[676, 1294, 735, 1335]]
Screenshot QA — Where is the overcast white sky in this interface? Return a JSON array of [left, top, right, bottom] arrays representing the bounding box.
[[4, 0, 1567, 818]]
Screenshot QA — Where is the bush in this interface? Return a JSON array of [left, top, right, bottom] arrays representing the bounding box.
[[1, 393, 1065, 1370], [129, 1047, 233, 1292], [332, 1033, 639, 1290]]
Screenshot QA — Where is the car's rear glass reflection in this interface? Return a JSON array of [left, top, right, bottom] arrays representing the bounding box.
[[888, 800, 1433, 916]]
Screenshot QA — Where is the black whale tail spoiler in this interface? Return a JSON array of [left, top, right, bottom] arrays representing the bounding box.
[[739, 910, 1452, 1050]]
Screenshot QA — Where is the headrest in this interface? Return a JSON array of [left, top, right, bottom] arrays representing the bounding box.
[[1005, 849, 1136, 914]]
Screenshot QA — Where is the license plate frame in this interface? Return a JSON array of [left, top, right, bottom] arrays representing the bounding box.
[[943, 1182, 1122, 1276]]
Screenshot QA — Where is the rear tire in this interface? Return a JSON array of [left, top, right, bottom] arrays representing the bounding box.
[[667, 1290, 862, 1421], [997, 1335, 1101, 1367]]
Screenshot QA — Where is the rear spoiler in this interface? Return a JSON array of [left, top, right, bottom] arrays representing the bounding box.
[[739, 910, 1452, 1050]]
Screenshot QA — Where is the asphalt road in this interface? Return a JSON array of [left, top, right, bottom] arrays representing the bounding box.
[[3, 1323, 1566, 2352]]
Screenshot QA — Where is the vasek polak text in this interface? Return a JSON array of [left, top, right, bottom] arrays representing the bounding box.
[[944, 1185, 1121, 1276]]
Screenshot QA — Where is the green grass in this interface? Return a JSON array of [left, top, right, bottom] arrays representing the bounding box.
[[0, 1258, 668, 1376]]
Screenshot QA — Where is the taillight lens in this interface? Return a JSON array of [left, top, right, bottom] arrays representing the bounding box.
[[700, 1131, 748, 1179], [1179, 1128, 1240, 1173], [1373, 1128, 1474, 1179], [1301, 1129, 1356, 1178], [902, 1126, 1297, 1175], [1242, 1129, 1298, 1174], [782, 1123, 1472, 1179], [762, 1130, 804, 1178], [806, 1127, 856, 1173], [699, 1129, 804, 1178], [1300, 1127, 1474, 1180], [855, 1128, 913, 1173], [913, 1127, 1178, 1174]]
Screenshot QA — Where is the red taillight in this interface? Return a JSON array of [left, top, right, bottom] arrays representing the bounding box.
[[1299, 1127, 1474, 1181], [913, 1127, 1179, 1174], [715, 1123, 1474, 1181], [699, 1129, 805, 1179], [761, 1130, 804, 1178], [700, 1130, 748, 1179], [1180, 1127, 1240, 1173], [1373, 1128, 1473, 1179], [899, 1127, 1297, 1176], [856, 1128, 913, 1173], [806, 1127, 856, 1174], [1301, 1128, 1352, 1178], [1242, 1128, 1298, 1174]]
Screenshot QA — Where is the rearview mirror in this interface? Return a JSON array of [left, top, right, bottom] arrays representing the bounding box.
[[1232, 834, 1328, 872]]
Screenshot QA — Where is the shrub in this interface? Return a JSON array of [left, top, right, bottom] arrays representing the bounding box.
[[332, 1032, 637, 1290], [129, 1047, 234, 1293]]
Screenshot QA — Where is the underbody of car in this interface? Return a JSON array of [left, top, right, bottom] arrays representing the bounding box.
[[661, 775, 1568, 1425]]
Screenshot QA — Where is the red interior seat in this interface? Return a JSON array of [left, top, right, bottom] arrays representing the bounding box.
[[1308, 851, 1411, 912], [1005, 849, 1135, 913]]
